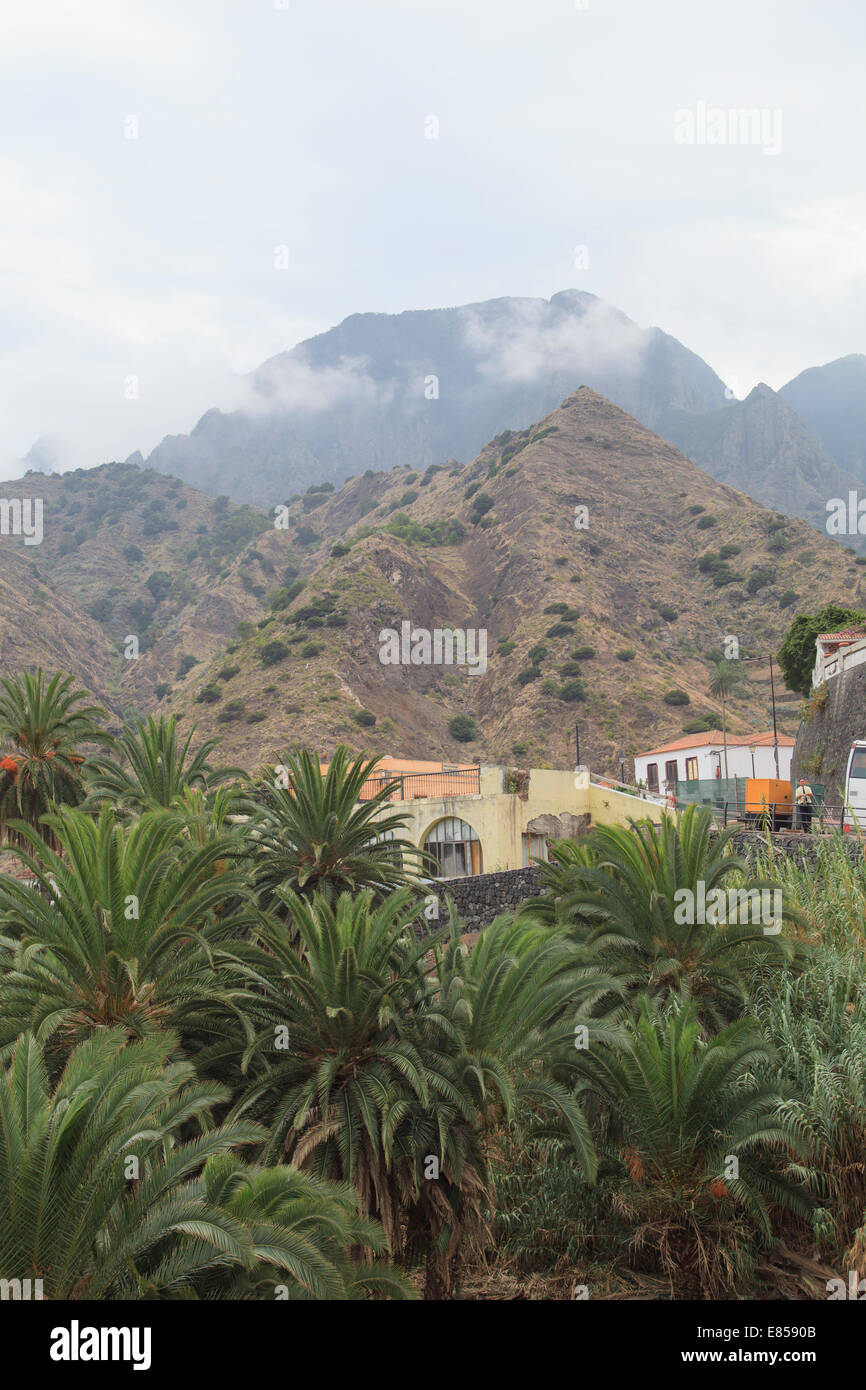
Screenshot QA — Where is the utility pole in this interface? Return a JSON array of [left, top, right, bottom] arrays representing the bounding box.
[[575, 723, 580, 768], [769, 655, 780, 779]]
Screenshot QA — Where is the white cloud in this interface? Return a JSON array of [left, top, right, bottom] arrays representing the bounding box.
[[459, 297, 648, 385]]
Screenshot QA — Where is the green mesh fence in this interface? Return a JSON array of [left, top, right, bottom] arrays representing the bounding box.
[[674, 779, 827, 823]]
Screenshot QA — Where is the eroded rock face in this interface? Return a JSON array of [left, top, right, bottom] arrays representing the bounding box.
[[793, 664, 866, 805], [525, 811, 591, 839]]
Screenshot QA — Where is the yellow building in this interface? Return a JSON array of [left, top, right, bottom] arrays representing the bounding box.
[[361, 763, 664, 877]]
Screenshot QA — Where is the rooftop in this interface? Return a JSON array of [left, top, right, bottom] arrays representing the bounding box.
[[640, 730, 795, 757], [816, 629, 866, 644]]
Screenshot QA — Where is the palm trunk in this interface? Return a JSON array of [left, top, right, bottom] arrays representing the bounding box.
[[424, 1246, 449, 1300]]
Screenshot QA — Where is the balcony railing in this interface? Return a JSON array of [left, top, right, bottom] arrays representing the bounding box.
[[358, 768, 481, 802]]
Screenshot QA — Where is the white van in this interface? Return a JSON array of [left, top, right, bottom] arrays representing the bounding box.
[[843, 741, 866, 830]]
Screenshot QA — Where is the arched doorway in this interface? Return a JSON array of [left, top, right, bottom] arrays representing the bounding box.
[[423, 816, 482, 878]]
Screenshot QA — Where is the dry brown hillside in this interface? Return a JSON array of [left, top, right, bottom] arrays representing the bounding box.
[[165, 388, 862, 776]]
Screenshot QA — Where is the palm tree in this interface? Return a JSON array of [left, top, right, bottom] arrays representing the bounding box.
[[402, 912, 613, 1296], [232, 887, 499, 1297], [0, 804, 258, 1066], [199, 1156, 415, 1300], [251, 746, 428, 906], [0, 1028, 263, 1300], [231, 888, 446, 1211], [519, 805, 807, 1027], [0, 669, 110, 846], [234, 893, 607, 1298], [515, 837, 597, 926], [0, 1028, 408, 1300], [708, 660, 746, 780], [572, 996, 811, 1297], [86, 713, 245, 815]]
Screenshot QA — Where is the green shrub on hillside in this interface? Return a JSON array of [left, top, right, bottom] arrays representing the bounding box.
[[448, 714, 478, 742], [261, 640, 290, 667]]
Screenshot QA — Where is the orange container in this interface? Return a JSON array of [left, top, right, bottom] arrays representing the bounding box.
[[743, 778, 792, 816]]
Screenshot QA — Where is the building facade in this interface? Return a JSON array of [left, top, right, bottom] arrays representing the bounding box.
[[361, 763, 664, 878], [812, 629, 866, 687], [634, 731, 794, 793]]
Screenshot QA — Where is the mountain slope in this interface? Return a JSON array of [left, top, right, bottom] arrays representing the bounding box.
[[0, 463, 287, 718], [661, 384, 864, 540], [137, 291, 729, 506], [780, 355, 866, 483], [165, 389, 861, 775]]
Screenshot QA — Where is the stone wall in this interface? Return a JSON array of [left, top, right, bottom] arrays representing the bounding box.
[[792, 664, 866, 806], [723, 828, 863, 867], [427, 866, 545, 934]]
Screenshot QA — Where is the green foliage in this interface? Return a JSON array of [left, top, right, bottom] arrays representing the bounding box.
[[218, 700, 246, 723], [250, 748, 426, 905], [0, 670, 110, 847], [145, 570, 172, 602], [558, 679, 586, 702], [573, 997, 810, 1297], [516, 666, 542, 685], [448, 714, 478, 742], [682, 714, 717, 734], [746, 567, 774, 595], [385, 513, 466, 547], [778, 604, 866, 697], [468, 492, 494, 524], [85, 714, 241, 813], [663, 689, 690, 706], [697, 552, 745, 587], [260, 640, 290, 667], [521, 806, 805, 1028]]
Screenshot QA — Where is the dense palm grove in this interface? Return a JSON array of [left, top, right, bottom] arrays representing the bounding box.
[[1, 670, 865, 1300]]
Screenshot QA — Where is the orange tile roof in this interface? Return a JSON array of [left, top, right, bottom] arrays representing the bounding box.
[[640, 731, 795, 757], [816, 630, 866, 643]]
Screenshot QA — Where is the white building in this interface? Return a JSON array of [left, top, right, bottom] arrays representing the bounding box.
[[812, 628, 866, 687], [634, 731, 794, 794]]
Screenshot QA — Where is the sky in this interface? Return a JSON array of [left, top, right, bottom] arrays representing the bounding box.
[[1, 0, 864, 475]]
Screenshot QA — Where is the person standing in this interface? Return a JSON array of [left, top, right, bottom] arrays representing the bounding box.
[[795, 777, 814, 834]]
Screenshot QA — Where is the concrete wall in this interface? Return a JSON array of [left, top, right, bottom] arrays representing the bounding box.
[[392, 766, 664, 873], [792, 663, 866, 806]]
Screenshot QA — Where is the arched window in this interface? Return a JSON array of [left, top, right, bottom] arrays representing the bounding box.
[[423, 817, 482, 879]]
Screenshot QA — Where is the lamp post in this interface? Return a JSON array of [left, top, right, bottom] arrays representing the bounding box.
[[769, 655, 780, 779]]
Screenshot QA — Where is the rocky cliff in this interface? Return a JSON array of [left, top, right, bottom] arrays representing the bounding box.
[[791, 664, 866, 805]]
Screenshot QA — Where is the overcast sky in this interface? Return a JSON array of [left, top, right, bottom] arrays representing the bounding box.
[[1, 0, 864, 475]]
